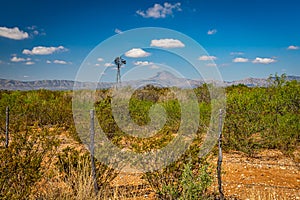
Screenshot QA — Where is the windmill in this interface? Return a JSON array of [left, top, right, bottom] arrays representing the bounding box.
[[114, 56, 126, 84]]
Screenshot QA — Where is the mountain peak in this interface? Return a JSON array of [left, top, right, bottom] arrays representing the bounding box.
[[151, 71, 180, 80]]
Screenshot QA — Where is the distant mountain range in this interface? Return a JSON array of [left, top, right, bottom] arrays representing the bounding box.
[[1, 72, 299, 91]]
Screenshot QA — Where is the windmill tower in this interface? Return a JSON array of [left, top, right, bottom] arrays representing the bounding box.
[[114, 56, 126, 84]]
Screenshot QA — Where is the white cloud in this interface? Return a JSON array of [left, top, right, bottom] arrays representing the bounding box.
[[97, 57, 104, 62], [33, 30, 39, 35], [11, 56, 26, 62], [233, 57, 249, 63], [27, 25, 37, 30], [252, 57, 277, 64], [198, 55, 217, 61], [22, 46, 67, 55], [287, 45, 299, 50], [207, 29, 217, 35], [150, 65, 160, 69], [220, 63, 230, 67], [46, 60, 51, 64], [136, 2, 181, 18], [150, 38, 185, 48], [26, 25, 46, 36], [0, 26, 29, 40], [206, 63, 217, 67], [114, 28, 123, 34], [25, 61, 35, 65], [230, 52, 244, 55], [125, 48, 150, 58], [104, 63, 115, 67], [53, 60, 67, 64], [134, 61, 154, 66]]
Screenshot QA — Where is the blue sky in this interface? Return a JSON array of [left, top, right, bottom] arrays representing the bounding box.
[[0, 0, 299, 81]]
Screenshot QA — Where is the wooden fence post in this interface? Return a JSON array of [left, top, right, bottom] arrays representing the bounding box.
[[217, 109, 224, 200], [5, 106, 9, 148], [90, 109, 99, 195]]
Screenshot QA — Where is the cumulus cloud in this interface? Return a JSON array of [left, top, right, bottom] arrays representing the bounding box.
[[230, 52, 244, 55], [207, 29, 217, 35], [134, 61, 154, 66], [11, 56, 26, 62], [22, 46, 67, 55], [198, 55, 217, 61], [26, 25, 46, 37], [0, 26, 29, 40], [206, 63, 217, 67], [104, 63, 115, 67], [125, 48, 150, 58], [33, 30, 39, 35], [150, 38, 185, 48], [252, 57, 277, 64], [25, 61, 35, 65], [233, 57, 249, 63], [27, 25, 37, 30], [114, 28, 123, 34], [136, 2, 181, 18], [150, 65, 160, 69], [53, 59, 68, 64], [97, 57, 104, 62], [287, 45, 299, 50]]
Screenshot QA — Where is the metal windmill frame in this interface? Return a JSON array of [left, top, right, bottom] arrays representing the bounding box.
[[114, 56, 126, 84]]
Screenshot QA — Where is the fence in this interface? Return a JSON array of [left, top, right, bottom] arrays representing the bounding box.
[[106, 158, 300, 199], [1, 87, 299, 199]]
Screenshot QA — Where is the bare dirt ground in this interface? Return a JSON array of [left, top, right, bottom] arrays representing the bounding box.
[[213, 150, 300, 200], [111, 150, 300, 200], [49, 130, 299, 199]]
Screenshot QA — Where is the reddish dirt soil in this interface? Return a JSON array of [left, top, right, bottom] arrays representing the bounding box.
[[53, 130, 299, 199], [213, 150, 300, 200], [111, 150, 300, 200]]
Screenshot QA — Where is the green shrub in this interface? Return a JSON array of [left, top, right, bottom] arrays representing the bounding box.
[[0, 126, 59, 199], [223, 74, 300, 155]]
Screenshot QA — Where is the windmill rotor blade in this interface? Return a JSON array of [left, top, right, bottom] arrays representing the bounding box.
[[114, 57, 120, 65]]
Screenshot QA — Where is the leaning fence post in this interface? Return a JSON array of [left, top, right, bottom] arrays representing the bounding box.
[[5, 106, 9, 148], [217, 109, 224, 200], [90, 109, 99, 195]]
